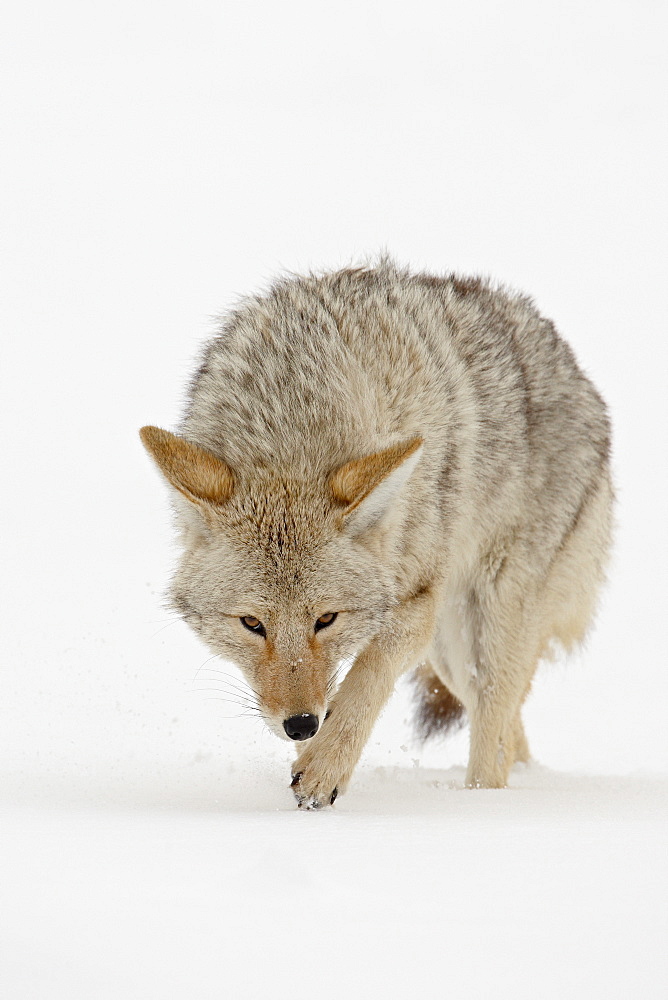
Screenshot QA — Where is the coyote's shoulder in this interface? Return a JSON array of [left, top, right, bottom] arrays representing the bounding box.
[[141, 260, 612, 806]]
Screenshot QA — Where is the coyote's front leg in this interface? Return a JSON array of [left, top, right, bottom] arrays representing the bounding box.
[[291, 587, 437, 808]]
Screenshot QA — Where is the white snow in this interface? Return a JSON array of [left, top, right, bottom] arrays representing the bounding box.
[[1, 1, 667, 998]]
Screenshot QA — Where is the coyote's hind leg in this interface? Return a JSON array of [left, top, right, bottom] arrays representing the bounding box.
[[467, 677, 535, 787], [465, 577, 540, 788], [467, 694, 523, 787]]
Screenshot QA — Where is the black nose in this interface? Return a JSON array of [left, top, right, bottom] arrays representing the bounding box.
[[283, 714, 319, 741]]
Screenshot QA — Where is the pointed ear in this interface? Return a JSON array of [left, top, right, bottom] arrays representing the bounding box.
[[330, 438, 423, 533], [139, 426, 235, 507]]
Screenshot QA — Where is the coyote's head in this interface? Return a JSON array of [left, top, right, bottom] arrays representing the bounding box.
[[140, 427, 422, 742]]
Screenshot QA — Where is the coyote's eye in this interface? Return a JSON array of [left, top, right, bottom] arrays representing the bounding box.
[[240, 616, 266, 638], [315, 612, 338, 632]]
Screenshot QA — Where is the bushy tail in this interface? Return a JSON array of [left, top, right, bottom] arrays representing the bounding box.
[[412, 662, 466, 742]]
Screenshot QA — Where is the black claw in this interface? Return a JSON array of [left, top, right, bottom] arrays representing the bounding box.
[[290, 772, 303, 787], [330, 787, 338, 804]]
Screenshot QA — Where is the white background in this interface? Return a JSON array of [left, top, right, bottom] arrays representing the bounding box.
[[1, 1, 666, 997]]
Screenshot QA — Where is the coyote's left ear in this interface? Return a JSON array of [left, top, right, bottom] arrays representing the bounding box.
[[330, 438, 423, 534]]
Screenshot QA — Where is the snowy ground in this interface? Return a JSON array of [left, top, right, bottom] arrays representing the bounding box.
[[2, 1, 667, 997], [2, 764, 666, 1000]]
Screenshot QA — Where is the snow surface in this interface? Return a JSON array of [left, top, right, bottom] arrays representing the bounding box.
[[2, 1, 667, 997]]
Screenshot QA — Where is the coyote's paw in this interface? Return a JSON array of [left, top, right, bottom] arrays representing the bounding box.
[[290, 736, 353, 809], [290, 771, 339, 810]]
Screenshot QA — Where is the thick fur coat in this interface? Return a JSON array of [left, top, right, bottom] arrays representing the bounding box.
[[141, 260, 613, 807]]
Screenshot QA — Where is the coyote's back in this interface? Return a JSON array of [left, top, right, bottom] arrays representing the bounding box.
[[141, 260, 612, 806]]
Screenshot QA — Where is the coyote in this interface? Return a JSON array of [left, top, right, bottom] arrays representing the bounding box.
[[140, 260, 612, 808]]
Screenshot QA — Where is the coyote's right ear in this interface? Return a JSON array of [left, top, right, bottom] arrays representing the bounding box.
[[139, 426, 235, 507]]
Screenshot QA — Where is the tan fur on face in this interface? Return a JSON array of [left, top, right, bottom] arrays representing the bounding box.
[[258, 633, 330, 725]]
